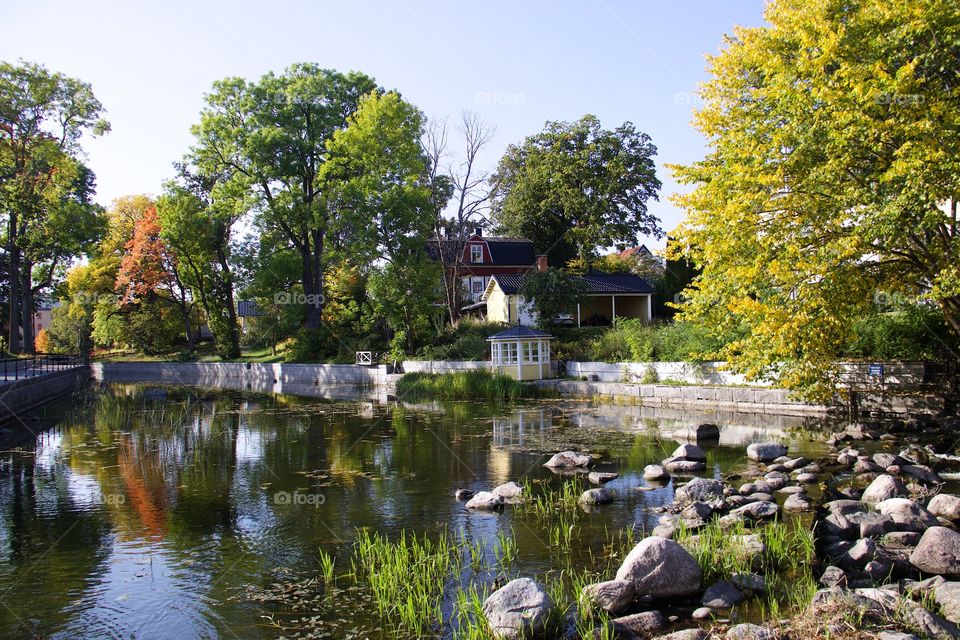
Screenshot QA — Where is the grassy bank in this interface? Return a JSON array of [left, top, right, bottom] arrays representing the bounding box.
[[395, 369, 537, 401]]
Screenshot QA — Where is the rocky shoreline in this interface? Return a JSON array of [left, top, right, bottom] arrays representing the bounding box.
[[465, 414, 960, 639]]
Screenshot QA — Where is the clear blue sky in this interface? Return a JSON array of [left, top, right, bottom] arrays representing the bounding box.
[[2, 0, 768, 250]]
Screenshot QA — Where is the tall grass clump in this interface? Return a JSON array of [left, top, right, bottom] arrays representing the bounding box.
[[396, 369, 536, 401]]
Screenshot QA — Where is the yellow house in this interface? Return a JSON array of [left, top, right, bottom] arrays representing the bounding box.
[[482, 272, 655, 326], [488, 325, 554, 380]]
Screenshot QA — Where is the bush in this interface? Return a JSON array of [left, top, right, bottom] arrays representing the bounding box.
[[414, 320, 506, 361], [395, 369, 536, 401], [845, 305, 956, 360], [556, 320, 720, 363]]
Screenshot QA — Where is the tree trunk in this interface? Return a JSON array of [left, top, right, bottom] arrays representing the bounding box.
[[216, 247, 241, 358], [7, 212, 21, 354], [20, 260, 33, 354]]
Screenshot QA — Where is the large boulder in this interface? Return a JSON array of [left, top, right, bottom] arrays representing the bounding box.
[[934, 581, 960, 624], [611, 611, 665, 636], [588, 471, 618, 485], [465, 491, 504, 510], [643, 464, 670, 482], [580, 579, 634, 614], [615, 536, 703, 597], [483, 577, 553, 639], [783, 493, 814, 512], [662, 458, 706, 473], [544, 451, 592, 469], [746, 442, 787, 462], [729, 501, 779, 522], [862, 474, 908, 504], [875, 498, 939, 531], [492, 481, 523, 501], [675, 477, 724, 503], [702, 580, 743, 609], [671, 443, 707, 461], [580, 487, 614, 506], [910, 527, 960, 578], [928, 494, 960, 521]]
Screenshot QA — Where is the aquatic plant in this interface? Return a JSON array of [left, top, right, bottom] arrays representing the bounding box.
[[395, 369, 537, 401]]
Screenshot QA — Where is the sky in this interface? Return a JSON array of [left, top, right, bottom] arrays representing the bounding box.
[[2, 0, 769, 251]]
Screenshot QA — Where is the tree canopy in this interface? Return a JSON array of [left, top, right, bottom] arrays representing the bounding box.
[[671, 0, 960, 398]]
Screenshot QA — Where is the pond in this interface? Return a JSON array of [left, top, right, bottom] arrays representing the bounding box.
[[0, 384, 843, 639]]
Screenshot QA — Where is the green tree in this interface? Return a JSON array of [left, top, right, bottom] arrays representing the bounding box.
[[490, 115, 662, 265], [519, 268, 587, 329], [671, 0, 960, 398], [0, 61, 109, 353], [189, 64, 377, 331]]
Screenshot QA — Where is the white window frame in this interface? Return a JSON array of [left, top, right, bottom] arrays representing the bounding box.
[[470, 245, 483, 263]]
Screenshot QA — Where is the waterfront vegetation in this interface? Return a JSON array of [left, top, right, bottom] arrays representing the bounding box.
[[395, 369, 537, 401]]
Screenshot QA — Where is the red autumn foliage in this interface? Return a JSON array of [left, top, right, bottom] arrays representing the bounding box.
[[115, 206, 175, 303]]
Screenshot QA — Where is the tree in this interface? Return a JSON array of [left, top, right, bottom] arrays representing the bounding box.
[[519, 268, 587, 330], [422, 113, 495, 322], [490, 115, 662, 265], [324, 91, 438, 352], [0, 61, 109, 352], [189, 64, 377, 331], [671, 0, 960, 398]]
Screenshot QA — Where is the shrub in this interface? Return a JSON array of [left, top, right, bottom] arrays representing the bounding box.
[[396, 369, 536, 401], [415, 320, 506, 361], [845, 305, 955, 360]]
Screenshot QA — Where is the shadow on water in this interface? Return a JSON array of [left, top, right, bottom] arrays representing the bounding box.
[[0, 383, 845, 639]]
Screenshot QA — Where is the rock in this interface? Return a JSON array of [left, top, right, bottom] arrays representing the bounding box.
[[580, 488, 614, 506], [615, 536, 702, 597], [692, 423, 720, 440], [675, 477, 725, 503], [651, 523, 676, 539], [862, 475, 909, 504], [783, 456, 809, 470], [730, 572, 766, 593], [856, 587, 960, 639], [492, 482, 523, 500], [465, 491, 504, 510], [873, 452, 905, 468], [795, 472, 818, 484], [854, 458, 884, 474], [662, 458, 706, 473], [883, 531, 922, 547], [681, 501, 714, 521], [580, 579, 635, 614], [845, 538, 876, 568], [691, 607, 712, 620], [544, 450, 592, 469], [729, 500, 779, 521], [783, 493, 814, 512], [762, 472, 789, 490], [877, 633, 919, 640], [934, 581, 960, 624], [672, 443, 707, 461], [643, 465, 670, 482], [875, 498, 939, 531], [825, 499, 867, 517], [778, 485, 806, 494], [903, 464, 940, 485], [822, 513, 857, 539], [837, 449, 860, 465], [859, 515, 893, 539], [482, 577, 553, 639], [656, 630, 709, 640], [588, 471, 619, 485], [929, 494, 960, 521], [746, 442, 787, 462], [910, 527, 960, 577], [611, 611, 665, 636], [820, 566, 848, 588], [702, 580, 743, 609], [726, 623, 776, 639], [455, 488, 475, 500]]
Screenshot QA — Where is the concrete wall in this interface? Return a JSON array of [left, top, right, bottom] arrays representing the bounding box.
[[0, 366, 89, 423], [91, 362, 389, 386], [401, 360, 492, 374]]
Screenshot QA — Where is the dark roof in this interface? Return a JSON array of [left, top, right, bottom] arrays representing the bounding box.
[[488, 272, 655, 296], [487, 324, 553, 340], [237, 300, 266, 317], [426, 236, 536, 266]]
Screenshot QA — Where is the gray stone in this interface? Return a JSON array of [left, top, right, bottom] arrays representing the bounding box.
[[580, 579, 635, 614], [877, 633, 919, 640], [824, 499, 867, 517], [795, 472, 818, 484], [730, 572, 766, 593], [862, 474, 908, 504], [580, 488, 614, 506], [875, 498, 939, 531], [783, 456, 808, 470], [725, 623, 776, 639], [643, 464, 670, 482], [483, 577, 553, 639], [492, 481, 523, 501], [934, 581, 960, 624], [873, 452, 904, 468], [702, 580, 743, 608], [465, 491, 504, 510], [822, 513, 857, 539], [691, 606, 712, 620], [663, 458, 706, 474], [903, 464, 940, 485], [746, 442, 787, 462], [588, 471, 619, 485], [819, 565, 847, 588], [611, 611, 665, 635], [762, 472, 789, 490], [681, 501, 713, 521], [672, 443, 707, 461], [929, 494, 960, 521], [675, 477, 725, 503], [783, 493, 814, 512], [544, 450, 592, 469], [730, 500, 779, 521], [455, 488, 475, 500], [910, 527, 960, 577], [615, 536, 702, 597], [656, 631, 709, 640], [883, 531, 922, 547], [845, 538, 876, 567], [778, 485, 806, 494]]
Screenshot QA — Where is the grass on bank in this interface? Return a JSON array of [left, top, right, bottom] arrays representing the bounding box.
[[395, 369, 537, 401]]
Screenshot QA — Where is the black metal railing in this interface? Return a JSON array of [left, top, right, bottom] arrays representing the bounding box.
[[0, 353, 87, 382]]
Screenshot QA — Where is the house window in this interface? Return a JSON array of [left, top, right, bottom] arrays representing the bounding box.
[[472, 279, 484, 294], [470, 245, 483, 263]]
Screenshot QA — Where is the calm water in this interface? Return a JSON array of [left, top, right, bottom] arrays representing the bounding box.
[[0, 384, 840, 639]]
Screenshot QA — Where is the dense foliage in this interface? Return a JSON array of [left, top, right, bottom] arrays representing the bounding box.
[[396, 369, 536, 401]]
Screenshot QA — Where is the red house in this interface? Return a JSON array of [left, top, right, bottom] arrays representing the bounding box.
[[427, 228, 541, 305]]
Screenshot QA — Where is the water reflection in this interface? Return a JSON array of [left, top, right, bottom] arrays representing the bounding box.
[[0, 385, 840, 639]]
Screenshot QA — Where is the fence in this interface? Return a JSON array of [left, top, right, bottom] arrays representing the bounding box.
[[0, 353, 87, 382]]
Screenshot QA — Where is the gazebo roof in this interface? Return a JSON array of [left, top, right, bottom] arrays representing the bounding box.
[[487, 324, 553, 341]]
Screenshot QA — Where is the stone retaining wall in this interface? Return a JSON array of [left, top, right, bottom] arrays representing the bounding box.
[[91, 361, 390, 386], [0, 367, 90, 423]]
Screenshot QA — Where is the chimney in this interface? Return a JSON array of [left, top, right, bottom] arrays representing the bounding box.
[[536, 255, 548, 272], [474, 226, 483, 237]]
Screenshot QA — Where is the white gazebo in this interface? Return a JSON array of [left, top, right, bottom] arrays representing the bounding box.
[[487, 324, 554, 381]]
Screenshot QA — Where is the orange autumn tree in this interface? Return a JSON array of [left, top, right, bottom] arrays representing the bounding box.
[[114, 205, 196, 352]]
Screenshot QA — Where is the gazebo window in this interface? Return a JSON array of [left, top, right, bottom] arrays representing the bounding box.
[[503, 342, 518, 364], [523, 342, 539, 364]]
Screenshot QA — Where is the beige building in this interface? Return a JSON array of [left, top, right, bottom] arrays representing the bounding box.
[[487, 325, 554, 381]]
